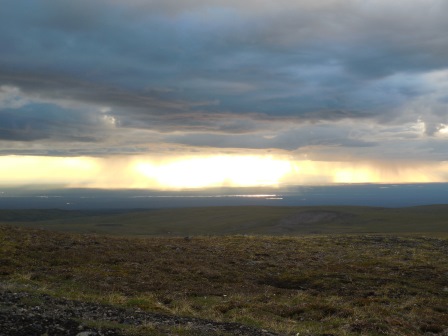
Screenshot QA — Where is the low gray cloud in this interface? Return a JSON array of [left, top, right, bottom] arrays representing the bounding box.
[[167, 123, 377, 151]]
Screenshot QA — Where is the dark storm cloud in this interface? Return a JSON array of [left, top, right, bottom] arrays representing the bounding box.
[[0, 0, 447, 158]]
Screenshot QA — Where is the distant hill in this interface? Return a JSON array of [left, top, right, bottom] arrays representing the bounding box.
[[0, 205, 447, 236]]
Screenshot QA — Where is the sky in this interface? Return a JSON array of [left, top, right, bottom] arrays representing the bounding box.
[[0, 0, 447, 189]]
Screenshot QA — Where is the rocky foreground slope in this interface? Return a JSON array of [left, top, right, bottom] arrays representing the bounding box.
[[1, 289, 285, 336], [1, 225, 447, 335]]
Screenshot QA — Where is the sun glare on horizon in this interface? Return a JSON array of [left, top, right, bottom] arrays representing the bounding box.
[[134, 156, 293, 188], [0, 155, 447, 189]]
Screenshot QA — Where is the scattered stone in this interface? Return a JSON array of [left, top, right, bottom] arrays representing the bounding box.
[[0, 288, 282, 336]]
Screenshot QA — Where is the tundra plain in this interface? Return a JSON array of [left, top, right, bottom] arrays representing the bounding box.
[[1, 206, 447, 335]]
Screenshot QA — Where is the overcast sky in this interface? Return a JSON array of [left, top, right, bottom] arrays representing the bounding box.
[[0, 0, 447, 187]]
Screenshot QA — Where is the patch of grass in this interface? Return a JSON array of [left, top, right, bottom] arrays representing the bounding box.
[[1, 225, 447, 335]]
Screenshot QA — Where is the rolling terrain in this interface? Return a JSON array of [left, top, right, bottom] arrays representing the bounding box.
[[0, 206, 447, 335]]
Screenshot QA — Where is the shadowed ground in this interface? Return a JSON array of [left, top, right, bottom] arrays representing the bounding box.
[[0, 205, 447, 236]]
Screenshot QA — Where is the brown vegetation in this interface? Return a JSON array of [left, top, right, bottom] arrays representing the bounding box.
[[1, 225, 447, 335]]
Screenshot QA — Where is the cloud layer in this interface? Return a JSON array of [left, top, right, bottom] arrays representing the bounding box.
[[0, 0, 447, 162]]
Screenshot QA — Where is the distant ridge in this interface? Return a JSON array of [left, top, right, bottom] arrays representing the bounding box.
[[1, 205, 447, 236]]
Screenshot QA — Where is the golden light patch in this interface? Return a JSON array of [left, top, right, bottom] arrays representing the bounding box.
[[0, 156, 100, 185], [333, 168, 378, 183]]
